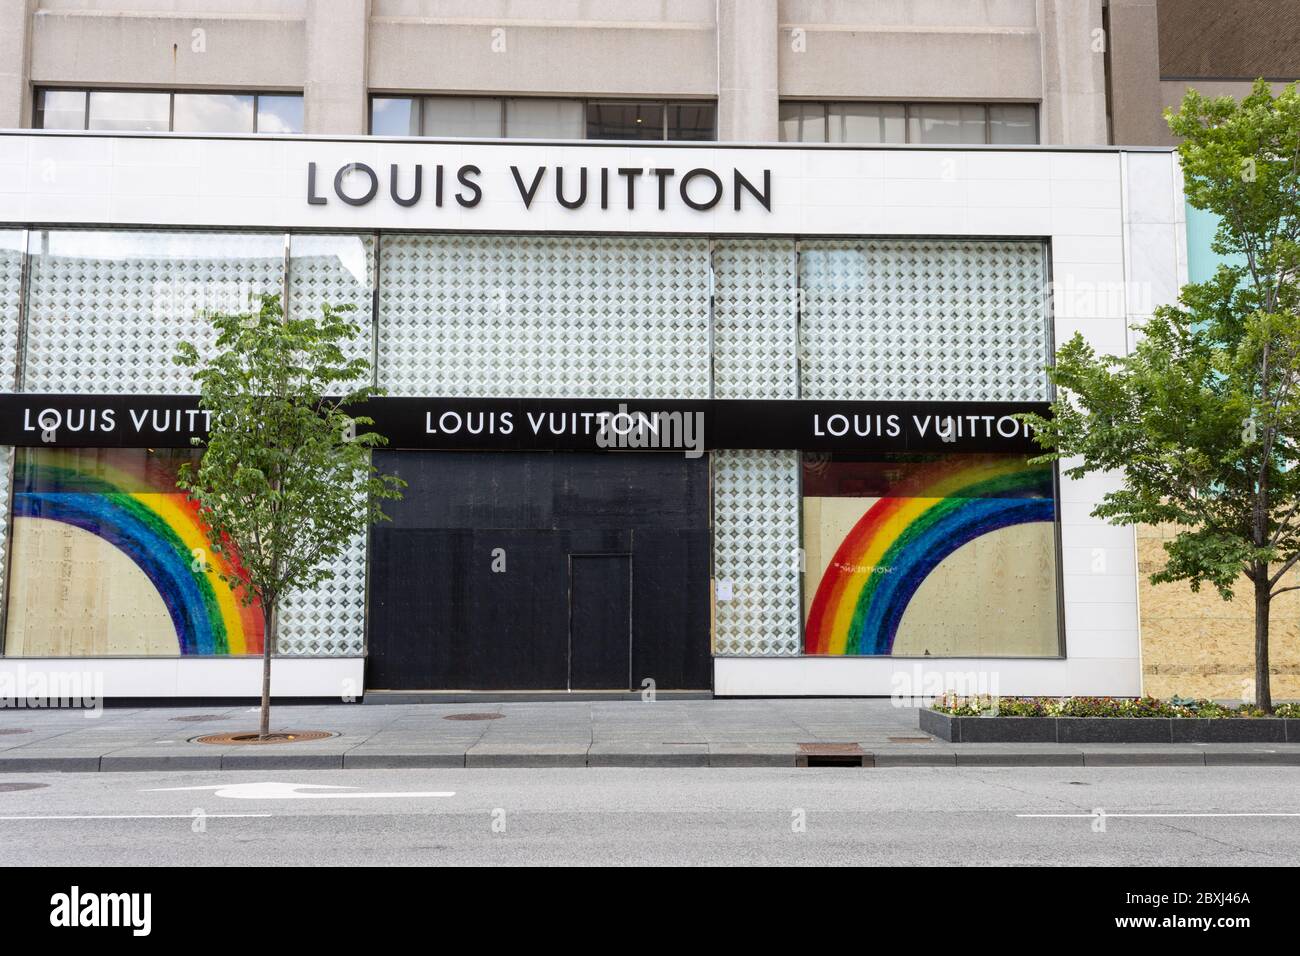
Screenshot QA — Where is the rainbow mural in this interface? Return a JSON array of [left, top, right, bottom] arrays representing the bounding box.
[[804, 455, 1054, 655], [10, 449, 263, 655]]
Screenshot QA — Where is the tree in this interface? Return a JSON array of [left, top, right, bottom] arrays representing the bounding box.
[[1025, 79, 1300, 712], [175, 295, 403, 737]]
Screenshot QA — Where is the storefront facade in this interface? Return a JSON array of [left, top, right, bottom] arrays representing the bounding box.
[[0, 131, 1184, 699]]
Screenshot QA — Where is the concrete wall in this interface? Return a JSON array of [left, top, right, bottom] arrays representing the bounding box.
[[26, 1, 307, 92], [1110, 0, 1300, 147], [0, 0, 1115, 142]]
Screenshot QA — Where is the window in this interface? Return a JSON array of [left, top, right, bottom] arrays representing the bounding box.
[[506, 98, 584, 139], [907, 104, 986, 145], [836, 103, 905, 144], [800, 453, 1060, 658], [172, 93, 254, 133], [88, 91, 170, 132], [255, 95, 304, 134], [370, 97, 420, 136], [33, 89, 87, 130], [34, 89, 304, 133], [586, 101, 663, 140], [424, 97, 505, 137], [369, 95, 714, 141], [779, 101, 1039, 145], [987, 104, 1038, 144]]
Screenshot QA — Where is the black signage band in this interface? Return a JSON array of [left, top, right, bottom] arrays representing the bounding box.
[[0, 395, 1049, 454]]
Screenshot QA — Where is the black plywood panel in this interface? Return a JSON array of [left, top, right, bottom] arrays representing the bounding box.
[[569, 555, 632, 689], [631, 529, 713, 690], [368, 450, 711, 690]]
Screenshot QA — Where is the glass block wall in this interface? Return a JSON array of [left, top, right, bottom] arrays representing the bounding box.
[[278, 235, 377, 657], [713, 239, 799, 401], [23, 230, 284, 394], [0, 233, 26, 637], [378, 234, 712, 398], [712, 450, 803, 656], [800, 239, 1050, 401]]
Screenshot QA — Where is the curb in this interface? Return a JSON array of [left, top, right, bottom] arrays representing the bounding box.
[[5, 749, 1300, 771]]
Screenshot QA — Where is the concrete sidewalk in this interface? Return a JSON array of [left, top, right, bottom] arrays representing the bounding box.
[[2, 699, 1300, 771]]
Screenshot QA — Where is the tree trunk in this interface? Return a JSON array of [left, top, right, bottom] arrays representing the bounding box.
[[260, 601, 276, 739], [1254, 574, 1273, 713]]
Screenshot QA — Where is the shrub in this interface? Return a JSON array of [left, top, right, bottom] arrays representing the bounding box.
[[930, 695, 1297, 718]]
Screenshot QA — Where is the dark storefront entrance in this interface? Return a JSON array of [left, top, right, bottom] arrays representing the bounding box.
[[367, 451, 712, 690]]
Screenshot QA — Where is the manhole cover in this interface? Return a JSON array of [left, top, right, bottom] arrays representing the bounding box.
[[0, 728, 31, 736], [0, 782, 48, 792], [192, 730, 335, 745], [443, 713, 504, 721], [170, 714, 225, 722], [887, 737, 933, 744]]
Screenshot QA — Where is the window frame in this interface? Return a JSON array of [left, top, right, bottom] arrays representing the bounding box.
[[368, 94, 718, 141], [779, 100, 1040, 145], [33, 87, 305, 134]]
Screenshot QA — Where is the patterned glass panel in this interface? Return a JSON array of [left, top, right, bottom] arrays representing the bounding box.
[[288, 233, 375, 380], [277, 234, 377, 658], [713, 239, 798, 400], [23, 230, 284, 394], [712, 449, 802, 656], [0, 231, 23, 392], [378, 234, 711, 398], [799, 239, 1049, 401], [276, 532, 367, 658]]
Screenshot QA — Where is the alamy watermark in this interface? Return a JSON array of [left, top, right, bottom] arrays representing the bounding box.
[[890, 664, 1000, 710], [595, 403, 705, 459], [0, 664, 104, 716]]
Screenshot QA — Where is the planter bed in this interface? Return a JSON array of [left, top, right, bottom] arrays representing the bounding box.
[[920, 707, 1299, 744]]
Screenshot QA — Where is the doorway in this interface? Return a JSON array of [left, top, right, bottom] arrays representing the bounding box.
[[568, 554, 632, 690], [367, 451, 711, 691]]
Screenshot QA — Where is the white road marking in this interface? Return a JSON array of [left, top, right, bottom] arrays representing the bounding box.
[[0, 814, 272, 820], [1018, 812, 1300, 818], [142, 781, 455, 800]]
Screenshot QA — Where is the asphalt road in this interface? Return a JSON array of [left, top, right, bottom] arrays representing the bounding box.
[[2, 765, 1298, 866]]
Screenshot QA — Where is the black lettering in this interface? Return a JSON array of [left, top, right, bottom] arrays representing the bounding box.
[[555, 167, 587, 209], [307, 162, 326, 205], [390, 164, 422, 207], [617, 168, 643, 209], [334, 163, 379, 206], [651, 168, 675, 210], [734, 168, 772, 211], [456, 165, 482, 207], [511, 165, 546, 208], [680, 168, 723, 210]]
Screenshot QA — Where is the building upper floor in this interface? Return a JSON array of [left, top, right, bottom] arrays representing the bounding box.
[[0, 0, 1106, 144], [0, 1, 1296, 149]]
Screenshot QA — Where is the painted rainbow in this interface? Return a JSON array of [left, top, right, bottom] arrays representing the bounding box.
[[12, 451, 263, 655], [804, 456, 1054, 655]]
